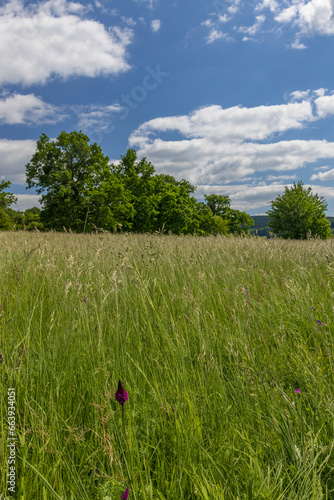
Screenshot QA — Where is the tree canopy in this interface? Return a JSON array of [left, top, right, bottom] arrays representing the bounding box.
[[22, 131, 254, 235], [25, 131, 111, 231], [267, 181, 331, 239], [0, 181, 17, 231]]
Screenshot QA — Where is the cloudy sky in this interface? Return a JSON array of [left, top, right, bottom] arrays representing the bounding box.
[[1, 0, 334, 214]]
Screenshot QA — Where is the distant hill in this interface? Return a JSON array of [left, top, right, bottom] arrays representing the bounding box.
[[248, 215, 334, 238]]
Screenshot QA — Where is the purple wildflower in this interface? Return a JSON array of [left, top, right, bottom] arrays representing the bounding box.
[[115, 380, 128, 406], [122, 486, 129, 499], [317, 320, 322, 326], [295, 388, 300, 394]]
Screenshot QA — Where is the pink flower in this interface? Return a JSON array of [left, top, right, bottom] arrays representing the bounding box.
[[122, 486, 129, 499], [115, 380, 128, 406], [295, 388, 300, 394]]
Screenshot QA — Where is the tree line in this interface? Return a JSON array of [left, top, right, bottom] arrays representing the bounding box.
[[0, 131, 254, 235], [0, 130, 332, 239]]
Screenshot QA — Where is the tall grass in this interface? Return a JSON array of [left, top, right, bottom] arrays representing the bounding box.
[[0, 232, 333, 499]]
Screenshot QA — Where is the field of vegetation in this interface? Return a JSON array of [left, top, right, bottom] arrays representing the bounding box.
[[1, 232, 334, 499]]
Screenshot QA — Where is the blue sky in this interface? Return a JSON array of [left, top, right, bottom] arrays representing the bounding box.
[[1, 0, 334, 215]]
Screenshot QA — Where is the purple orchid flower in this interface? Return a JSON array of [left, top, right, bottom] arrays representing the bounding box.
[[122, 486, 129, 499], [115, 380, 128, 406]]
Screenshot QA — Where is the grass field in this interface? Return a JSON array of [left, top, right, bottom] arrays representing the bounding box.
[[1, 232, 334, 499]]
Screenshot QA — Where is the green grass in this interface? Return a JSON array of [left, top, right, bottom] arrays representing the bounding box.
[[0, 232, 334, 499]]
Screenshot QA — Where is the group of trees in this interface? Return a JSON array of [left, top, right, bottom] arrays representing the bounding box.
[[0, 131, 332, 239], [1, 131, 254, 235]]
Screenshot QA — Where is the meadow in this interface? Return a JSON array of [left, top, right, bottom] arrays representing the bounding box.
[[0, 231, 333, 499]]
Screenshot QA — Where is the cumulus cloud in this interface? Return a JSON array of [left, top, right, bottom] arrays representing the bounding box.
[[315, 93, 334, 117], [310, 168, 334, 180], [0, 92, 65, 125], [194, 182, 334, 211], [202, 0, 334, 46], [151, 19, 161, 32], [0, 139, 37, 184], [0, 92, 126, 129], [129, 91, 334, 188], [0, 0, 133, 86], [276, 0, 334, 36], [15, 194, 41, 211]]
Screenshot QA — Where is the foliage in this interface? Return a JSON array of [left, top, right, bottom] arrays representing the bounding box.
[[267, 181, 331, 239], [24, 132, 256, 235], [0, 180, 17, 210], [203, 194, 254, 234], [0, 181, 17, 230], [5, 207, 44, 231], [0, 208, 13, 230], [25, 131, 111, 231], [204, 194, 231, 218], [110, 149, 159, 232]]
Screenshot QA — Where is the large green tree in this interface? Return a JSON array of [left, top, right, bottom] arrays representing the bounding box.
[[25, 131, 118, 231], [267, 181, 331, 239], [153, 174, 201, 234], [110, 149, 160, 232]]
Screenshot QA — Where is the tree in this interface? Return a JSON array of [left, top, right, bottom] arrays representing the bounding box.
[[0, 181, 17, 230], [24, 208, 44, 231], [0, 180, 17, 210], [110, 149, 159, 232], [25, 131, 112, 231], [267, 181, 331, 239], [203, 194, 254, 235], [196, 202, 229, 235], [204, 194, 231, 218], [227, 209, 254, 235], [153, 174, 200, 234]]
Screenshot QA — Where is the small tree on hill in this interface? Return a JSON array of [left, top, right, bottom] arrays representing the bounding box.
[[267, 181, 331, 239]]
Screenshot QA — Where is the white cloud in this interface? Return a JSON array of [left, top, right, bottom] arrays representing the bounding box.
[[121, 16, 137, 27], [0, 92, 126, 128], [275, 4, 298, 23], [315, 94, 334, 117], [291, 39, 307, 49], [195, 182, 334, 211], [0, 0, 133, 86], [151, 19, 161, 32], [76, 103, 123, 131], [289, 89, 310, 101], [206, 28, 229, 43], [266, 174, 297, 181], [310, 168, 334, 180], [0, 139, 37, 184], [238, 14, 265, 36], [256, 0, 279, 13], [14, 194, 41, 211], [132, 100, 314, 143], [129, 92, 334, 188], [275, 0, 334, 45], [0, 92, 65, 125], [218, 13, 230, 22], [203, 0, 334, 46]]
